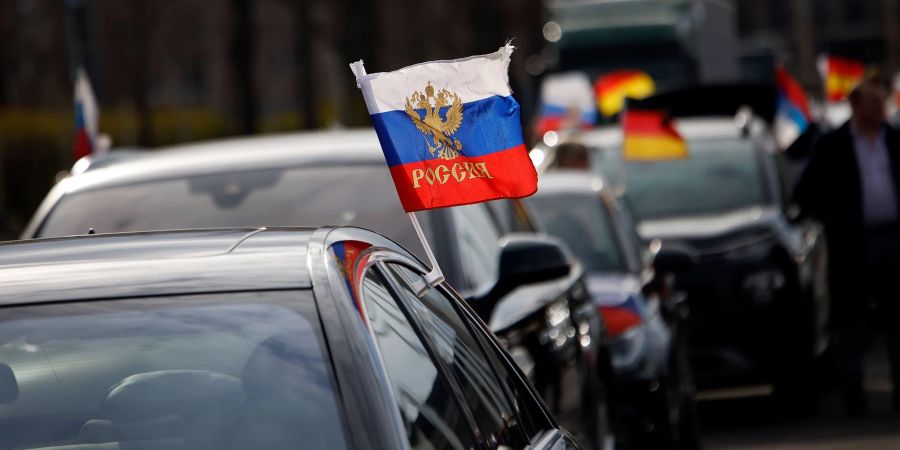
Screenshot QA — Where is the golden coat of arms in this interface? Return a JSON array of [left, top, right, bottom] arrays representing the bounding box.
[[405, 82, 464, 160]]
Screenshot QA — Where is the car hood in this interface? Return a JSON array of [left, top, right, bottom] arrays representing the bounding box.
[[586, 273, 641, 308], [488, 264, 584, 333], [637, 206, 781, 240]]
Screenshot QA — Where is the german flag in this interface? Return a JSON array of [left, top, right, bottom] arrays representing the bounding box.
[[824, 56, 865, 102], [621, 108, 688, 161], [594, 70, 656, 117]]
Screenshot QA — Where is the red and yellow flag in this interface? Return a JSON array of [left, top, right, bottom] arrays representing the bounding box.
[[824, 56, 865, 102], [594, 70, 655, 117], [622, 109, 687, 161]]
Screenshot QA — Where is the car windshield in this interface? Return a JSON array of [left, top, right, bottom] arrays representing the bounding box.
[[623, 137, 771, 220], [38, 164, 427, 256], [528, 193, 627, 273], [0, 291, 347, 450]]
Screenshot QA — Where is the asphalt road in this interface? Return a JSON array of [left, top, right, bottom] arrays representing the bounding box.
[[700, 344, 900, 449]]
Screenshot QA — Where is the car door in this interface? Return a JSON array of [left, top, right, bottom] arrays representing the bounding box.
[[362, 257, 580, 449]]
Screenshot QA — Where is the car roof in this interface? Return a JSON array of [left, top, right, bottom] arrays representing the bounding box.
[[0, 226, 396, 305], [575, 117, 746, 147], [59, 128, 384, 194], [534, 170, 607, 196]]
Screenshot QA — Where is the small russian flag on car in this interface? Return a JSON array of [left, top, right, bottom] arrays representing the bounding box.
[[350, 44, 537, 212], [73, 67, 100, 160]]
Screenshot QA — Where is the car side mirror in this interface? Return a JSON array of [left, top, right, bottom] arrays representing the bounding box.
[[653, 245, 696, 274], [0, 364, 18, 405], [471, 234, 572, 321]]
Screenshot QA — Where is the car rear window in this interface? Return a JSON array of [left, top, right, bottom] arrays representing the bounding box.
[[0, 291, 347, 450], [37, 164, 428, 257]]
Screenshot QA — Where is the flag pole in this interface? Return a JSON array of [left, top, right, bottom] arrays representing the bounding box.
[[350, 59, 445, 293], [408, 212, 445, 291]]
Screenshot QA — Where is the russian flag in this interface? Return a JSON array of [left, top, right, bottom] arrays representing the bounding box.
[[774, 66, 812, 149], [535, 72, 597, 137], [351, 45, 537, 212], [73, 67, 100, 160]]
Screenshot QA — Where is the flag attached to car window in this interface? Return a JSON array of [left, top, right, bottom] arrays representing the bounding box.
[[535, 72, 597, 137], [822, 56, 865, 102], [594, 70, 655, 118], [621, 108, 687, 161], [350, 45, 537, 212]]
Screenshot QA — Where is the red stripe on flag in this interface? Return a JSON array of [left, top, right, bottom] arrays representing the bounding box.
[[73, 129, 92, 160], [775, 66, 811, 120], [388, 144, 537, 212]]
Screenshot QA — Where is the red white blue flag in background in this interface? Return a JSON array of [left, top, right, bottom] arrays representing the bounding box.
[[774, 65, 812, 149], [535, 72, 597, 138], [73, 66, 100, 160], [351, 45, 537, 212]]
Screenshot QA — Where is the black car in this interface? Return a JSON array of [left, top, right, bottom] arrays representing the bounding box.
[[546, 117, 830, 404], [526, 170, 700, 449], [24, 129, 613, 449], [0, 227, 582, 450]]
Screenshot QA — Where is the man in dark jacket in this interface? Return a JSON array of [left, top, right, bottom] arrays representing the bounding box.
[[795, 76, 900, 415]]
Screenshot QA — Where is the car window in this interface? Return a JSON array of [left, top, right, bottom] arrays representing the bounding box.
[[385, 264, 532, 448], [448, 204, 502, 294], [528, 193, 628, 273], [37, 164, 430, 258], [623, 137, 772, 220], [0, 291, 347, 450], [361, 271, 476, 450]]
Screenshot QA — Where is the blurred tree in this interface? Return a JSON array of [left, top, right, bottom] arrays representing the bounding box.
[[231, 0, 257, 134], [132, 0, 154, 146]]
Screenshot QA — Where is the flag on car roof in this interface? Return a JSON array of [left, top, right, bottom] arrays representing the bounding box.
[[535, 72, 597, 138], [621, 108, 687, 161], [350, 44, 537, 212], [594, 70, 655, 117], [822, 55, 865, 102], [774, 65, 812, 149], [73, 66, 100, 160]]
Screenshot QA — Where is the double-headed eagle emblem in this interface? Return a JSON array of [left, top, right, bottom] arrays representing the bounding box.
[[405, 82, 464, 160]]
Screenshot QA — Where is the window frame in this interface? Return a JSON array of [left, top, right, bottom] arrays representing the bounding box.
[[372, 257, 557, 444], [358, 267, 481, 450]]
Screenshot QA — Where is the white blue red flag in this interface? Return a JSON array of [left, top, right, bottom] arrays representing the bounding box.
[[350, 45, 537, 212], [73, 67, 100, 160], [535, 72, 597, 137]]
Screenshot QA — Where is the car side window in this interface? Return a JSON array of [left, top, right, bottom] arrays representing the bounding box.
[[361, 271, 477, 450], [448, 204, 502, 295], [385, 263, 532, 449]]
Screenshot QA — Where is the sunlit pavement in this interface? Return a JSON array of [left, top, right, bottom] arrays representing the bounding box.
[[700, 343, 900, 449]]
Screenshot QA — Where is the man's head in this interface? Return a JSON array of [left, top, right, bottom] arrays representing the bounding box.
[[849, 75, 888, 130]]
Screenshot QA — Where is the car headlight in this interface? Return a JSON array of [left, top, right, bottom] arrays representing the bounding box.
[[741, 269, 786, 305], [540, 299, 573, 349], [610, 326, 647, 373]]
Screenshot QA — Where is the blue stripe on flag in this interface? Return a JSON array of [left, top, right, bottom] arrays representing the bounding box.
[[778, 95, 809, 132], [371, 94, 525, 167], [539, 103, 598, 125]]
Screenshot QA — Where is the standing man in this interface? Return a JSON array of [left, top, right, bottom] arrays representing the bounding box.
[[795, 75, 900, 415]]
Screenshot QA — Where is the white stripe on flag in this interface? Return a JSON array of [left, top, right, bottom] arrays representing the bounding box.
[[353, 45, 514, 115]]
